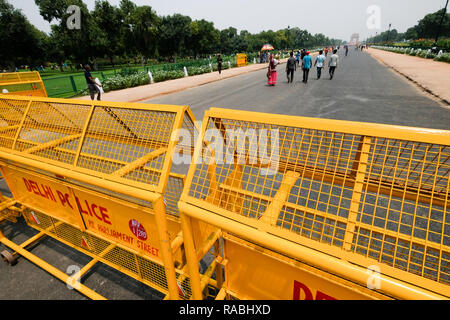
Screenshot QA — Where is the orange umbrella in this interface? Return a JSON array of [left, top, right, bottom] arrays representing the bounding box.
[[261, 44, 274, 51]]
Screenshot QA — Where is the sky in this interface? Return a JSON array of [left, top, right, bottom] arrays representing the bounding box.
[[11, 0, 449, 41]]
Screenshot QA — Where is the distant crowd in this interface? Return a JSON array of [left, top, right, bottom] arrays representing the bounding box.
[[265, 45, 357, 86]]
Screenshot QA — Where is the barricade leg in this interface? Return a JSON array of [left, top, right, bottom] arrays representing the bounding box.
[[0, 227, 106, 300], [180, 212, 203, 299], [153, 196, 180, 300]]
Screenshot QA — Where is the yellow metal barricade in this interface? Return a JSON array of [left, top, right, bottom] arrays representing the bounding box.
[[235, 54, 247, 67], [0, 72, 47, 97], [179, 107, 450, 300], [0, 94, 199, 299]]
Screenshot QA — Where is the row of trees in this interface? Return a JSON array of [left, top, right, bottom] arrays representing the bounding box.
[[0, 0, 342, 71], [367, 8, 450, 44]]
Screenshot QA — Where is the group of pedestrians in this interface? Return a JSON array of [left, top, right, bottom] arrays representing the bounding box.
[[268, 48, 340, 86]]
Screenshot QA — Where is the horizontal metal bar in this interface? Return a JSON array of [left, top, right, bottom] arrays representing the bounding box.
[[25, 134, 82, 155], [1, 94, 188, 113], [0, 80, 42, 86], [0, 236, 106, 300], [112, 148, 167, 177], [18, 231, 47, 249], [24, 220, 172, 297], [0, 152, 160, 203], [179, 201, 449, 300], [206, 108, 450, 145]]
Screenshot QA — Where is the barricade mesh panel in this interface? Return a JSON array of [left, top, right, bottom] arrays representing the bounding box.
[[0, 99, 30, 149], [185, 112, 450, 288], [0, 96, 197, 201], [0, 207, 18, 222], [0, 96, 198, 299], [23, 209, 193, 299], [0, 72, 46, 97], [164, 176, 185, 217]]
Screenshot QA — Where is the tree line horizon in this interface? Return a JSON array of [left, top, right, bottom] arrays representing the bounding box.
[[0, 0, 344, 71]]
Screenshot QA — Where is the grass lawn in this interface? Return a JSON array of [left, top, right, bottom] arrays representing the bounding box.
[[18, 54, 256, 98]]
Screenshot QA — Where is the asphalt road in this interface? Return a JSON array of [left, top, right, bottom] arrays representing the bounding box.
[[147, 48, 450, 129], [1, 48, 449, 300]]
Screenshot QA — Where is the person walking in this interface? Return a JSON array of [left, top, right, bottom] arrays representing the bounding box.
[[295, 51, 301, 67], [345, 45, 349, 57], [84, 64, 101, 101], [286, 52, 297, 83], [301, 51, 312, 84], [314, 50, 326, 79], [217, 54, 223, 74], [267, 54, 278, 86], [328, 49, 339, 80], [301, 49, 306, 60]]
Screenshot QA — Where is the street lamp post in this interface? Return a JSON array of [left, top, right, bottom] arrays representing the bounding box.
[[435, 0, 449, 44], [386, 23, 392, 42]]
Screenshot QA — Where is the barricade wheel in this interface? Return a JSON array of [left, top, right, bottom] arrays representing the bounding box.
[[1, 250, 17, 266]]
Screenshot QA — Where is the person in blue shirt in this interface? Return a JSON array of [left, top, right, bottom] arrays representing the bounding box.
[[301, 51, 312, 84], [295, 51, 301, 67]]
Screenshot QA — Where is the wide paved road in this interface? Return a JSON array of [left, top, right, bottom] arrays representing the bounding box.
[[148, 48, 450, 129]]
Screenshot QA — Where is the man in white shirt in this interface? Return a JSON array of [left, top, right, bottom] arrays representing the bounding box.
[[314, 50, 326, 79], [328, 49, 339, 80]]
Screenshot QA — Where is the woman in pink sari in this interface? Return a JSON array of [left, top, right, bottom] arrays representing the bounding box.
[[267, 54, 277, 86]]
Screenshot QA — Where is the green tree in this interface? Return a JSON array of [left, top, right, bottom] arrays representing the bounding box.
[[0, 0, 47, 70], [220, 27, 238, 54], [35, 0, 103, 69], [188, 20, 220, 57], [275, 29, 288, 49], [415, 8, 450, 39], [405, 27, 418, 40], [123, 5, 160, 61], [92, 0, 125, 67], [158, 14, 192, 58]]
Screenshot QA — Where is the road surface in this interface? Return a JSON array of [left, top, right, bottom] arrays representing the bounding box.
[[148, 49, 450, 129]]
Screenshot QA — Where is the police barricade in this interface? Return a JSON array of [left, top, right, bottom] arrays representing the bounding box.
[[0, 94, 199, 299], [0, 72, 47, 97], [235, 54, 247, 67], [179, 108, 450, 300]]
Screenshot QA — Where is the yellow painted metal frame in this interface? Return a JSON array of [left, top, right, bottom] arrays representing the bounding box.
[[235, 54, 247, 67], [0, 94, 193, 195], [0, 72, 47, 97], [0, 95, 200, 299], [0, 219, 106, 300], [179, 107, 450, 300]]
